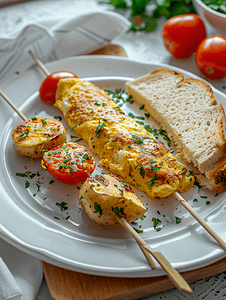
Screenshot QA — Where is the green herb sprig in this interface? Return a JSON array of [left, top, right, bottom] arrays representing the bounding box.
[[98, 0, 196, 32]]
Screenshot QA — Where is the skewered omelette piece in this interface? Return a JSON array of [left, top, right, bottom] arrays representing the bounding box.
[[79, 174, 147, 226], [54, 78, 194, 198]]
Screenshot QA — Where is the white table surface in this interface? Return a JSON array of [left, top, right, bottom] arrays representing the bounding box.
[[0, 1, 226, 299]]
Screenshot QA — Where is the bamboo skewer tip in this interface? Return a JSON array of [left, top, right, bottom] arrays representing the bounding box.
[[116, 216, 192, 294], [173, 191, 226, 252], [28, 50, 50, 76]]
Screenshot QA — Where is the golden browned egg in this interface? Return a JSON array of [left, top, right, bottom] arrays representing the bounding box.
[[79, 174, 147, 226], [54, 78, 194, 198], [12, 117, 67, 158]]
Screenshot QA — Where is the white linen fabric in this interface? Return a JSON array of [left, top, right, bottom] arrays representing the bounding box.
[[0, 10, 131, 83], [0, 257, 22, 300], [0, 238, 43, 300]]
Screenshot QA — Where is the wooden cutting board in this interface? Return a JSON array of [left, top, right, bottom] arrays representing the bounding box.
[[41, 45, 226, 299], [42, 257, 226, 300]]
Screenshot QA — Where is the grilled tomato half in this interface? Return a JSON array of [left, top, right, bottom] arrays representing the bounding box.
[[42, 141, 95, 184]]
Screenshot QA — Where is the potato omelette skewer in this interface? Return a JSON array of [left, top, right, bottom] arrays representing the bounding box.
[[0, 89, 157, 273], [53, 77, 226, 251], [1, 89, 193, 293]]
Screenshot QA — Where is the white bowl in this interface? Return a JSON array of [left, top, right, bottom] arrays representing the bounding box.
[[192, 0, 226, 34]]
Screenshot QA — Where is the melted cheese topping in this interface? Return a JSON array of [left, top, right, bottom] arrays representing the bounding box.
[[54, 78, 194, 198]]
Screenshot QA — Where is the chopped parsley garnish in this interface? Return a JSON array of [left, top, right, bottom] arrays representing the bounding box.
[[140, 214, 146, 220], [131, 134, 143, 144], [56, 202, 68, 211], [179, 169, 186, 175], [186, 170, 194, 177], [63, 158, 71, 164], [82, 153, 90, 160], [119, 188, 124, 195], [112, 206, 123, 218], [36, 183, 40, 192], [151, 166, 160, 172], [148, 174, 158, 186], [41, 119, 47, 125], [94, 202, 103, 216], [206, 201, 211, 205], [59, 164, 73, 173], [25, 181, 30, 188], [175, 216, 182, 224], [128, 112, 135, 118], [54, 116, 62, 121], [95, 120, 107, 138], [95, 100, 101, 106], [106, 89, 133, 105], [74, 138, 83, 143], [152, 217, 161, 228], [16, 171, 30, 177], [144, 124, 153, 133], [133, 227, 143, 233], [71, 124, 78, 130], [136, 120, 144, 125], [20, 131, 29, 138], [139, 166, 145, 178], [139, 104, 145, 110]]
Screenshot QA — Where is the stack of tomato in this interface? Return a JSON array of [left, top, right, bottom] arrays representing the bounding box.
[[162, 14, 226, 79]]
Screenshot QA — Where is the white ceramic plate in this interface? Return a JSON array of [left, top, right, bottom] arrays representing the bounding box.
[[1, 56, 226, 278]]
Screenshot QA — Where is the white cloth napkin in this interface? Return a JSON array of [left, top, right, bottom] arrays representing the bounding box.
[[0, 238, 43, 300], [0, 10, 131, 83], [0, 257, 22, 300]]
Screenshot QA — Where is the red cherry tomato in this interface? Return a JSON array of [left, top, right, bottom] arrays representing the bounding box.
[[162, 14, 206, 58], [39, 71, 78, 104], [195, 35, 226, 79], [42, 141, 96, 184]]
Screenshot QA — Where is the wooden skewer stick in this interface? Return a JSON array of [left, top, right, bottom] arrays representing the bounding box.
[[137, 241, 156, 269], [0, 90, 27, 121], [173, 191, 226, 251], [116, 216, 192, 294], [28, 50, 50, 76]]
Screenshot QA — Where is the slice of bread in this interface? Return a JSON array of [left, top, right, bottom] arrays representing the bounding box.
[[126, 69, 226, 193]]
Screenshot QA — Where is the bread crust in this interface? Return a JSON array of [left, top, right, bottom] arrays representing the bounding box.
[[126, 68, 226, 192]]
